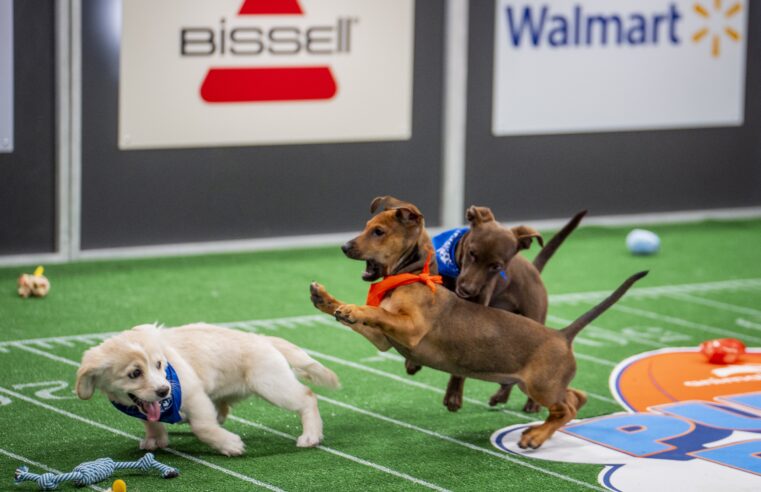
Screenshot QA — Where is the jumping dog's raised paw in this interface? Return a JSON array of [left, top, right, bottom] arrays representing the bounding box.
[[334, 304, 359, 324], [310, 282, 339, 314]]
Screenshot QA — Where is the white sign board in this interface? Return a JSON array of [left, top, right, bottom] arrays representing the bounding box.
[[119, 0, 414, 149], [0, 0, 13, 153], [492, 0, 748, 136]]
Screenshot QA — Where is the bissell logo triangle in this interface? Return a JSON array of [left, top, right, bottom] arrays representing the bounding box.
[[200, 0, 338, 103]]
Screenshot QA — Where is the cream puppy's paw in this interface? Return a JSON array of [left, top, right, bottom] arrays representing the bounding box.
[[296, 431, 323, 448], [140, 437, 165, 450], [216, 431, 246, 456]]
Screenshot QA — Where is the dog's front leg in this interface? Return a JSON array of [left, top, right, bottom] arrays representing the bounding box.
[[310, 283, 391, 351], [334, 304, 425, 349], [140, 421, 169, 450], [184, 392, 245, 456]]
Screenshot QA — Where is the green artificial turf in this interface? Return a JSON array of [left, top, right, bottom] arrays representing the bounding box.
[[1, 219, 760, 491]]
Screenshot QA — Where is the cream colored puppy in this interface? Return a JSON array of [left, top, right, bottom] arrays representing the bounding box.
[[76, 323, 339, 456]]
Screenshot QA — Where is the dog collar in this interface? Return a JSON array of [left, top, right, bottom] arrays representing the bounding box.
[[111, 362, 183, 424], [366, 251, 443, 307], [433, 227, 508, 280]]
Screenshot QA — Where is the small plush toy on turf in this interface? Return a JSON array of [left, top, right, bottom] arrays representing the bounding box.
[[13, 453, 178, 490], [17, 266, 50, 298]]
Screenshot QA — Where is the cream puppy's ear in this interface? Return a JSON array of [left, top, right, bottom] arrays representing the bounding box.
[[76, 346, 106, 400]]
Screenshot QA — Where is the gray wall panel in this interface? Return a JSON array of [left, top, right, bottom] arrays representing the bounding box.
[[80, 0, 444, 250], [0, 0, 56, 254], [465, 1, 761, 222]]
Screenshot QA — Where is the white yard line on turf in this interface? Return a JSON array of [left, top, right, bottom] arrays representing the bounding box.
[[549, 277, 761, 304], [228, 416, 450, 492], [12, 343, 602, 491], [0, 448, 106, 491], [611, 304, 761, 344], [316, 395, 604, 491], [737, 318, 761, 331], [0, 387, 283, 491], [9, 345, 450, 492], [297, 348, 536, 421], [667, 292, 761, 317]]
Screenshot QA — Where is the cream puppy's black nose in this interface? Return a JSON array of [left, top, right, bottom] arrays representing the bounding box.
[[156, 386, 170, 398]]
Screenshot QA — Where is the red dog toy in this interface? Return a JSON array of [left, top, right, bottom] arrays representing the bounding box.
[[700, 338, 746, 364]]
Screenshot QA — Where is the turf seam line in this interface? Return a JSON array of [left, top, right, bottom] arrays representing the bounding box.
[[11, 344, 450, 491], [316, 395, 605, 491], [12, 342, 602, 490], [667, 292, 761, 317], [611, 304, 761, 344], [0, 386, 284, 491], [546, 315, 670, 350], [228, 415, 451, 492], [549, 277, 761, 304], [0, 448, 107, 491], [736, 318, 761, 330], [298, 348, 536, 422]]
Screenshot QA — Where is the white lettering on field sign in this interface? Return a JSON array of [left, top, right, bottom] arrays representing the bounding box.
[[492, 0, 748, 136]]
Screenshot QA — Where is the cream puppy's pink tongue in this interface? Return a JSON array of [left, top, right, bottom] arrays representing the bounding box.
[[145, 401, 161, 422]]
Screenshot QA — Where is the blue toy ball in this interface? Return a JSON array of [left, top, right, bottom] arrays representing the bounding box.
[[626, 229, 660, 255]]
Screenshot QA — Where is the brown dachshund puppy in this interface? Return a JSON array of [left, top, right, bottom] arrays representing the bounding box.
[[310, 196, 646, 449], [418, 207, 587, 414]]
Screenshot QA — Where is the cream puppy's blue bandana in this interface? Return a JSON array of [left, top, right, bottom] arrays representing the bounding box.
[[111, 362, 183, 424]]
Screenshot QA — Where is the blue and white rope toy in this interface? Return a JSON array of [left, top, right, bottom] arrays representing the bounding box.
[[13, 453, 178, 490]]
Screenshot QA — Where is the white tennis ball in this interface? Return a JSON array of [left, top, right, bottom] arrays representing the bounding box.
[[626, 229, 660, 255]]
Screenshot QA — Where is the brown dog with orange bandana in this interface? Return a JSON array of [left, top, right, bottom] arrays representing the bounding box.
[[310, 196, 646, 449]]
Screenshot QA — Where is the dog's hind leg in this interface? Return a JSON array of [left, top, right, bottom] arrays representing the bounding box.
[[216, 401, 231, 425], [249, 357, 324, 448], [140, 421, 169, 450], [443, 376, 465, 412], [518, 387, 587, 449]]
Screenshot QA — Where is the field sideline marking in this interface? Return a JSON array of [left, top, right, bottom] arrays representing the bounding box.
[[2, 275, 760, 348], [7, 346, 450, 492], [610, 304, 761, 344], [316, 395, 604, 491], [0, 387, 284, 491], [0, 448, 106, 491], [667, 292, 761, 317], [11, 343, 602, 490], [0, 376, 282, 491], [228, 416, 450, 492], [548, 277, 761, 304]]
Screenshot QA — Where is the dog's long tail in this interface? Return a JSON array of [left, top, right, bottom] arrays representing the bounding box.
[[561, 271, 648, 342], [532, 210, 587, 273], [266, 336, 341, 389]]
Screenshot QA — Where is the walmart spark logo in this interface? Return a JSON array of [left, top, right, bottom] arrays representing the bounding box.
[[692, 0, 742, 57]]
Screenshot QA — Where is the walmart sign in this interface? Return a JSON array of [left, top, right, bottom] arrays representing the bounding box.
[[492, 0, 748, 136]]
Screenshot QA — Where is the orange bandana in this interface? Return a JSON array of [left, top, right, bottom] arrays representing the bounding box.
[[366, 251, 443, 307]]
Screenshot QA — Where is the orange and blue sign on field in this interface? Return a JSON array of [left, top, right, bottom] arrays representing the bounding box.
[[492, 347, 761, 491]]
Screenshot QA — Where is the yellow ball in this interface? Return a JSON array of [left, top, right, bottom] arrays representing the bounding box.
[[112, 479, 127, 492]]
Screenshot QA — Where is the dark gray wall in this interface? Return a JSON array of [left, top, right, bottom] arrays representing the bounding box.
[[0, 0, 56, 254], [465, 2, 761, 222], [80, 0, 445, 250]]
